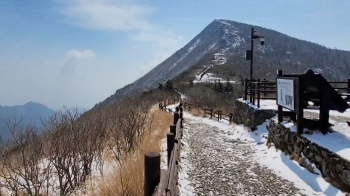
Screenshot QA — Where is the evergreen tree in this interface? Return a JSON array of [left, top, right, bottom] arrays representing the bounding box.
[[165, 79, 173, 91], [158, 83, 163, 89], [214, 80, 218, 90], [217, 80, 223, 92], [225, 78, 231, 92]]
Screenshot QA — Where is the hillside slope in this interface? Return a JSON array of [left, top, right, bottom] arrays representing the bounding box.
[[94, 19, 350, 109]]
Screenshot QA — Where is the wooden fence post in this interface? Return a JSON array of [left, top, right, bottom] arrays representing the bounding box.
[[167, 133, 174, 166], [277, 70, 283, 122], [252, 79, 256, 106], [144, 152, 160, 196], [296, 75, 304, 134], [347, 79, 350, 93], [174, 108, 180, 125], [244, 78, 248, 101], [263, 78, 267, 97], [170, 125, 176, 136], [257, 79, 261, 108]]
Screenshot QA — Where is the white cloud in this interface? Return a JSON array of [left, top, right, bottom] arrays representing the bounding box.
[[59, 0, 153, 31], [58, 0, 184, 76], [60, 49, 96, 77], [53, 0, 185, 107], [66, 49, 95, 59]]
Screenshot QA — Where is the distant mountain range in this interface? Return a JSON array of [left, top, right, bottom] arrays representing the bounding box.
[[0, 102, 84, 141]]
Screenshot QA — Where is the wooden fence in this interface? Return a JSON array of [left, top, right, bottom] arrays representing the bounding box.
[[182, 102, 233, 122], [244, 77, 350, 108], [159, 98, 180, 113], [144, 103, 183, 196]]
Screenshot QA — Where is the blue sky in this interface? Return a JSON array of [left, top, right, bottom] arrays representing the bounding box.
[[0, 0, 349, 110]]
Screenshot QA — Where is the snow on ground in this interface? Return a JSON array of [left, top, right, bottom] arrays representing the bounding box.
[[160, 138, 167, 170], [195, 65, 213, 81], [275, 116, 350, 161], [166, 103, 178, 112], [193, 73, 236, 84], [252, 121, 345, 196], [179, 111, 346, 196], [242, 98, 350, 117], [0, 155, 118, 196], [178, 123, 195, 196], [241, 99, 350, 161]]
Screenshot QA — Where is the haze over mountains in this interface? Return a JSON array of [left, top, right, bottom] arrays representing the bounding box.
[[94, 19, 350, 109], [0, 102, 85, 140]]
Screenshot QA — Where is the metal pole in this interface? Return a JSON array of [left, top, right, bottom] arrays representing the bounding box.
[[250, 27, 254, 103]]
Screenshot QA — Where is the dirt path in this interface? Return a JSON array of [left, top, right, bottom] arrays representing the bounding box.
[[179, 117, 308, 196]]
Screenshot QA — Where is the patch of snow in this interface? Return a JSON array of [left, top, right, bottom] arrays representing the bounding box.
[[208, 42, 217, 50], [279, 120, 350, 161], [195, 64, 213, 80], [169, 39, 201, 70], [194, 73, 235, 84], [178, 124, 195, 196], [254, 144, 344, 196], [160, 138, 168, 170], [248, 99, 350, 118], [187, 39, 200, 53], [313, 68, 323, 74]]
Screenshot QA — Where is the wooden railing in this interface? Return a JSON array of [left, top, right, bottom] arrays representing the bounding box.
[[244, 78, 350, 108], [159, 98, 180, 113], [144, 103, 183, 196], [182, 102, 233, 122]]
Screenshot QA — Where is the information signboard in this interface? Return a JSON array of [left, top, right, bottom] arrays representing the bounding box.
[[277, 78, 295, 111]]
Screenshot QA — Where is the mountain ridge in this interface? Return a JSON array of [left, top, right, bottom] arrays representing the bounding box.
[[93, 19, 350, 109], [0, 102, 56, 140]]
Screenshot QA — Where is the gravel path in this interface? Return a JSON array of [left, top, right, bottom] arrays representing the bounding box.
[[179, 118, 309, 196]]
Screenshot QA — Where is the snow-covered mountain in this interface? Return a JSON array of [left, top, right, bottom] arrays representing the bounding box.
[[94, 19, 350, 109]]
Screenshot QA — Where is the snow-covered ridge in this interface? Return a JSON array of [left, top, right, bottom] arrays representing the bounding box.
[[169, 39, 201, 70]]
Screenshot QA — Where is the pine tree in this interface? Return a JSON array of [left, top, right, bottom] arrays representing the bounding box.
[[225, 78, 231, 92], [158, 83, 163, 89], [217, 80, 223, 92], [165, 79, 173, 91]]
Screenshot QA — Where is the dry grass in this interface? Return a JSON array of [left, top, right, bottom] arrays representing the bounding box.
[[93, 107, 173, 196], [189, 107, 206, 117]]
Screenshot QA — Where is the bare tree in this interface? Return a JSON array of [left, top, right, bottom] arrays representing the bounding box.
[[0, 119, 50, 196], [106, 97, 151, 163], [40, 107, 109, 195]]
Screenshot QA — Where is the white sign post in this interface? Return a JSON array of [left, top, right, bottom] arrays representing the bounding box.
[[277, 78, 294, 111]]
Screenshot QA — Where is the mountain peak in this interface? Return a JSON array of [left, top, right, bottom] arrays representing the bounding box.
[[24, 101, 47, 108], [93, 19, 350, 109]]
